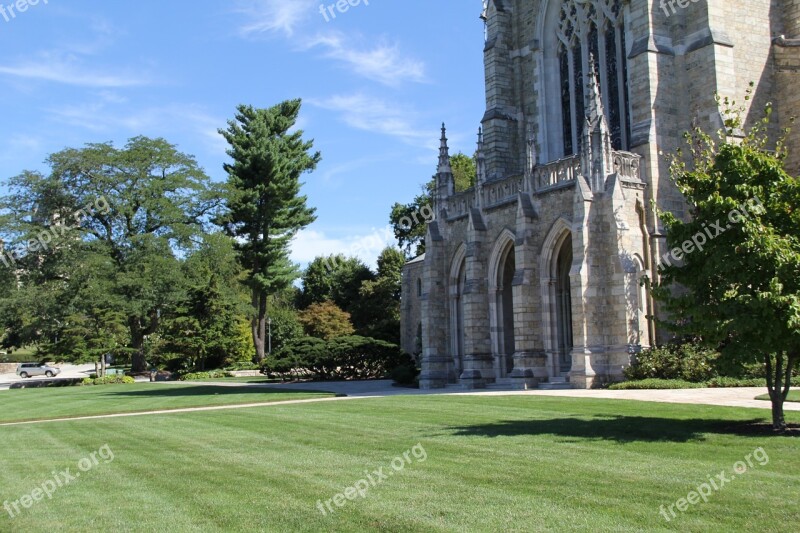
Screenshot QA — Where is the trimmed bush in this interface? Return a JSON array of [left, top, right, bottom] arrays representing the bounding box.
[[389, 365, 419, 386], [264, 336, 413, 380], [608, 379, 705, 390], [624, 343, 719, 382], [179, 371, 233, 381], [225, 361, 261, 371], [80, 376, 136, 386], [707, 376, 800, 388]]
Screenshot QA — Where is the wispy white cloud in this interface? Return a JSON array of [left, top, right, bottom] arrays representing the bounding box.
[[45, 101, 226, 155], [232, 2, 425, 87], [235, 0, 316, 37], [0, 52, 150, 88], [309, 93, 436, 147], [291, 226, 396, 269], [303, 32, 426, 86]]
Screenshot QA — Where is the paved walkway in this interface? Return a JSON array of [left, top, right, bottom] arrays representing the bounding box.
[[1, 380, 795, 427], [237, 380, 799, 410]]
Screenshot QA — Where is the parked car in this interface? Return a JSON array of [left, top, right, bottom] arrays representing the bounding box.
[[16, 362, 61, 378]]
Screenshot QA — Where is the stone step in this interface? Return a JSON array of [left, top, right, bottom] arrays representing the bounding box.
[[537, 382, 574, 390], [548, 376, 568, 383]]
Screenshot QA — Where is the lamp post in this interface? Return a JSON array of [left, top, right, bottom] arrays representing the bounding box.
[[267, 317, 272, 355]]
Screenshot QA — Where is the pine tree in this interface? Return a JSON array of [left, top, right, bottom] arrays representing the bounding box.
[[219, 100, 319, 361]]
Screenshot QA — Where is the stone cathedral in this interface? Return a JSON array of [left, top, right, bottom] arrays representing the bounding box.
[[400, 0, 800, 389]]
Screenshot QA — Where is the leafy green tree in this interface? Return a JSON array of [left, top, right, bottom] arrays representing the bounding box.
[[161, 276, 248, 371], [451, 152, 477, 192], [218, 100, 319, 362], [0, 137, 218, 371], [58, 308, 130, 376], [358, 247, 405, 343], [266, 304, 304, 354], [298, 301, 355, 340], [651, 97, 799, 431], [297, 255, 374, 327], [389, 153, 475, 257]]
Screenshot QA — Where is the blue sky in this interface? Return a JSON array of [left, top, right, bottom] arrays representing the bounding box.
[[0, 0, 486, 268]]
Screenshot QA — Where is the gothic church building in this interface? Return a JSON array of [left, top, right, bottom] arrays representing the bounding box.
[[401, 0, 800, 389]]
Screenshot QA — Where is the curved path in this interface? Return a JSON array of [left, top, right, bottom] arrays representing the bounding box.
[[2, 380, 796, 428]]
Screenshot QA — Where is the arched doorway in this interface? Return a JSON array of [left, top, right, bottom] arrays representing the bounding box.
[[449, 247, 467, 383], [555, 234, 574, 375], [497, 245, 516, 377]]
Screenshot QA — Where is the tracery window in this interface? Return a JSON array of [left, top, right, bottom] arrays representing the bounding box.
[[557, 0, 630, 155]]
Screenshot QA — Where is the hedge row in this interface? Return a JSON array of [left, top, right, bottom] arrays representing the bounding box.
[[79, 376, 136, 386], [263, 336, 413, 380]]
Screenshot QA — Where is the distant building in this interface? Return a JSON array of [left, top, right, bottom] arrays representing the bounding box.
[[401, 0, 800, 389]]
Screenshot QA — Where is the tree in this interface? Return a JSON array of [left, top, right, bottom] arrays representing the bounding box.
[[0, 137, 218, 372], [218, 100, 319, 362], [298, 301, 355, 340], [389, 153, 475, 257], [297, 255, 374, 326], [651, 95, 799, 431], [161, 276, 248, 371], [450, 152, 477, 192], [358, 247, 405, 343]]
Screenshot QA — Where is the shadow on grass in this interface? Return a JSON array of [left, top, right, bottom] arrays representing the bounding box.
[[446, 415, 797, 443], [102, 385, 342, 399]]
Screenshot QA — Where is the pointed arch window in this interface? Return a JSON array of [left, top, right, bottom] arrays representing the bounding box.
[[557, 0, 630, 156]]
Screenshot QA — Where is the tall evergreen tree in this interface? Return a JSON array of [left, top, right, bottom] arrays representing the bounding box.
[[218, 100, 319, 361]]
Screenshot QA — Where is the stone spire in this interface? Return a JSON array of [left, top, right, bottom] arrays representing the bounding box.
[[435, 123, 455, 204], [581, 55, 614, 192], [475, 127, 487, 185], [438, 123, 452, 174]]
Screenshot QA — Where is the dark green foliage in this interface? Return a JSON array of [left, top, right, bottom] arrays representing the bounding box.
[[623, 343, 720, 382], [707, 376, 800, 388], [389, 364, 419, 386], [357, 247, 405, 343], [79, 376, 136, 386], [297, 255, 374, 323], [608, 379, 706, 390], [218, 100, 319, 362], [179, 371, 234, 381], [264, 335, 413, 380], [650, 93, 800, 429], [0, 136, 220, 372], [266, 304, 304, 354], [160, 276, 249, 371]]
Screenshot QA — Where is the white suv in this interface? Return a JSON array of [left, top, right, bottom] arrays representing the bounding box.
[[16, 363, 61, 378]]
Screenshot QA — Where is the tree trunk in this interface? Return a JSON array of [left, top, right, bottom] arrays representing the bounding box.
[[765, 352, 795, 432], [130, 323, 146, 373], [100, 355, 107, 378], [251, 289, 266, 362]]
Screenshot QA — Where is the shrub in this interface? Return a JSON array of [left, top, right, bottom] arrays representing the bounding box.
[[389, 364, 419, 386], [79, 376, 136, 386], [707, 376, 800, 388], [265, 336, 413, 380], [225, 361, 261, 371], [623, 343, 719, 382], [179, 370, 233, 381], [608, 379, 705, 390]]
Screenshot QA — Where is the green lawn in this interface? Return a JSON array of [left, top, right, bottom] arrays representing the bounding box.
[[756, 391, 800, 402], [0, 394, 797, 532], [0, 383, 336, 423]]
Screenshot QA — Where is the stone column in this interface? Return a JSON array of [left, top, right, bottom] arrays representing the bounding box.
[[510, 192, 546, 389], [459, 209, 493, 388], [419, 222, 449, 389]]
